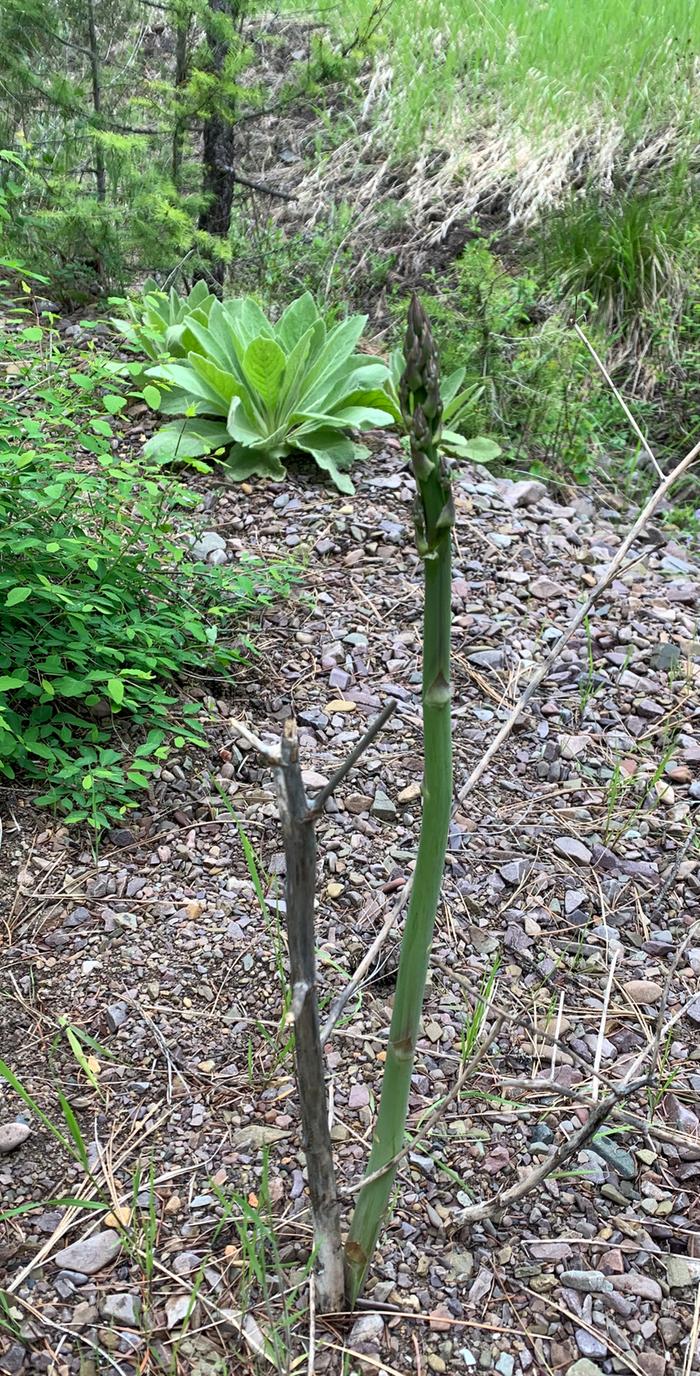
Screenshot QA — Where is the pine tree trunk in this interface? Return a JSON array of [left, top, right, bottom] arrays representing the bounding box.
[[171, 6, 189, 189], [85, 0, 106, 202], [197, 0, 239, 291]]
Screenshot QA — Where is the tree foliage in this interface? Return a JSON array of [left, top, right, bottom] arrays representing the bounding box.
[[0, 0, 291, 301]]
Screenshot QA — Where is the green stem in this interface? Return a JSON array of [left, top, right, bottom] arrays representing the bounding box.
[[344, 333, 453, 1300]]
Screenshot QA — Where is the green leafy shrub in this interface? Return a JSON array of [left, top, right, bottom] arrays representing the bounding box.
[[395, 239, 615, 483], [143, 292, 394, 493], [0, 321, 294, 828], [540, 193, 700, 466], [539, 190, 690, 341]]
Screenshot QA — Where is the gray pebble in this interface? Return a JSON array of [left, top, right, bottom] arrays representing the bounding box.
[[53, 1230, 122, 1275], [0, 1122, 30, 1154], [560, 1270, 613, 1295], [100, 1292, 141, 1326], [106, 1002, 129, 1031]]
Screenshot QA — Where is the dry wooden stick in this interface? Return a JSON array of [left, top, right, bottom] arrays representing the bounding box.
[[457, 435, 700, 804], [307, 698, 397, 819], [456, 1073, 652, 1226], [574, 323, 663, 479], [273, 720, 344, 1313], [227, 716, 280, 762], [320, 881, 410, 1047]]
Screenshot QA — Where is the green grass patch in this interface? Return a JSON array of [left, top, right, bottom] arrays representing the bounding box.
[[331, 0, 699, 183]]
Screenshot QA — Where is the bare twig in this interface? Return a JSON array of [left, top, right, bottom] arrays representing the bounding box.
[[215, 162, 297, 200], [591, 949, 618, 1103], [458, 436, 700, 804], [574, 324, 664, 480], [320, 880, 410, 1046], [227, 716, 280, 763], [307, 698, 397, 818], [456, 1075, 651, 1225]]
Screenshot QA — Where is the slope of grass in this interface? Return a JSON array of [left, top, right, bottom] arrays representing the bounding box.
[[344, 0, 699, 149], [325, 0, 698, 216]]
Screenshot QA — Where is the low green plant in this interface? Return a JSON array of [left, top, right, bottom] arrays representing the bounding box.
[[210, 1153, 310, 1370], [111, 278, 216, 365], [0, 322, 294, 827], [387, 347, 501, 463], [143, 291, 394, 492], [540, 190, 689, 342], [391, 239, 616, 483]]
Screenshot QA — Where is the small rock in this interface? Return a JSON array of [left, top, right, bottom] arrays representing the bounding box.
[[71, 1302, 96, 1329], [499, 859, 531, 885], [622, 980, 663, 1005], [468, 649, 504, 669], [532, 1122, 555, 1145], [53, 1231, 122, 1275], [165, 1294, 197, 1330], [651, 643, 680, 670], [172, 1252, 202, 1276], [348, 1083, 369, 1109], [371, 791, 396, 821], [638, 1357, 666, 1376], [589, 1134, 636, 1180], [429, 1304, 452, 1333], [611, 1272, 663, 1302], [500, 478, 547, 509], [398, 782, 421, 804], [566, 1362, 604, 1376], [191, 531, 226, 560], [100, 1293, 141, 1326], [658, 1317, 683, 1346], [559, 734, 589, 760], [64, 906, 92, 927], [599, 1249, 624, 1274], [685, 996, 700, 1024], [560, 1271, 612, 1295], [565, 889, 587, 914], [347, 1312, 384, 1354], [575, 1331, 608, 1359], [529, 1242, 572, 1262], [447, 1248, 474, 1279], [666, 1255, 693, 1289], [554, 836, 592, 865], [302, 770, 329, 790], [0, 1342, 26, 1374], [106, 1002, 128, 1031], [530, 576, 562, 600], [495, 1356, 514, 1376], [0, 1123, 30, 1154], [345, 794, 373, 815], [108, 829, 134, 849]]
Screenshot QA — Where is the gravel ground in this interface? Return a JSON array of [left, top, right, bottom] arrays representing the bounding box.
[[1, 438, 699, 1376]]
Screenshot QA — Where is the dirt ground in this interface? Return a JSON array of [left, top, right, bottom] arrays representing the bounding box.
[[1, 436, 699, 1376]]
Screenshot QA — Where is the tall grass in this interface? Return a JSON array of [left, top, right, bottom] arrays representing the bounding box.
[[345, 0, 698, 147]]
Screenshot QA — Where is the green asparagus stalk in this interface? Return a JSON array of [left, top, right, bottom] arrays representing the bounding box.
[[344, 295, 454, 1304]]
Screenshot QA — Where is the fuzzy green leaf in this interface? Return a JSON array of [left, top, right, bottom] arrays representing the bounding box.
[[242, 337, 286, 410]]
